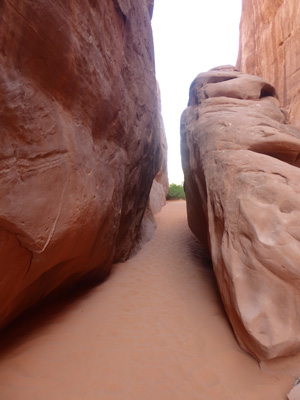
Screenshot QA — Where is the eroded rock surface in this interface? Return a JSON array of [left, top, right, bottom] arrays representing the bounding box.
[[0, 0, 164, 328], [149, 84, 169, 215], [237, 0, 300, 126], [181, 66, 300, 360]]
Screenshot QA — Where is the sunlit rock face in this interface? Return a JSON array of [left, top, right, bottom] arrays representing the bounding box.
[[0, 0, 164, 328], [237, 0, 300, 126], [181, 66, 300, 360], [288, 383, 300, 400]]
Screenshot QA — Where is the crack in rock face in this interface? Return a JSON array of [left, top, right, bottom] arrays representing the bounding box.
[[181, 65, 300, 360]]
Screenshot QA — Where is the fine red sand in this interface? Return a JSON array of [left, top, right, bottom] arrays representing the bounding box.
[[0, 201, 299, 399]]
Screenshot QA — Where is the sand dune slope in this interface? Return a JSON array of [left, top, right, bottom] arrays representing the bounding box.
[[0, 201, 297, 399]]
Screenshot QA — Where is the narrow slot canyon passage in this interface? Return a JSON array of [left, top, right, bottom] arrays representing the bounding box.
[[0, 201, 294, 399]]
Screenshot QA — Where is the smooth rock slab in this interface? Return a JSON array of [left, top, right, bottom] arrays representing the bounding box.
[[181, 66, 300, 360], [288, 383, 300, 400], [0, 0, 164, 329]]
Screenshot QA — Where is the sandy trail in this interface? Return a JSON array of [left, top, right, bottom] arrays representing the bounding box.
[[0, 201, 298, 399]]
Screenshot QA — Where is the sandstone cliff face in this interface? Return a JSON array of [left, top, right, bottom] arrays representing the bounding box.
[[181, 66, 300, 360], [0, 0, 164, 328], [149, 84, 169, 215], [237, 0, 300, 126]]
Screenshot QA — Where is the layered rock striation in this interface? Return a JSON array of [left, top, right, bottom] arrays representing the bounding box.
[[237, 0, 300, 126], [0, 0, 166, 328], [181, 66, 300, 360]]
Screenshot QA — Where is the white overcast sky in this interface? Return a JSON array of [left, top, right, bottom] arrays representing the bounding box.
[[152, 0, 242, 184]]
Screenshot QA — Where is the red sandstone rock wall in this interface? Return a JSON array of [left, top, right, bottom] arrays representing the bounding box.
[[149, 84, 169, 215], [0, 0, 164, 328], [237, 0, 300, 126], [181, 66, 300, 360]]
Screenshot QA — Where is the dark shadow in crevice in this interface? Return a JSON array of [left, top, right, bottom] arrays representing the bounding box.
[[260, 83, 277, 98], [0, 272, 110, 359], [187, 233, 213, 270]]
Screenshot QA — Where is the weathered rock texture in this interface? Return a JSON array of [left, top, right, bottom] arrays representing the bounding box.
[[132, 84, 168, 256], [237, 0, 300, 126], [149, 84, 169, 215], [0, 0, 165, 329], [181, 66, 300, 360]]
